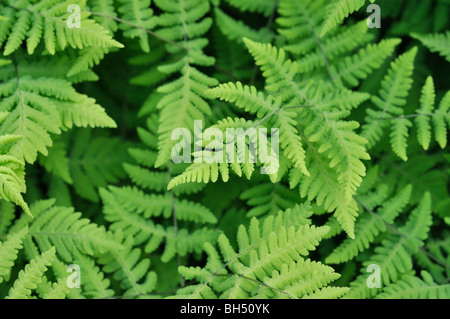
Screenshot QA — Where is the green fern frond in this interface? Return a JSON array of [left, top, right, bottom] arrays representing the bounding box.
[[66, 130, 129, 202], [100, 185, 220, 262], [224, 0, 276, 16], [214, 8, 273, 44], [74, 253, 114, 299], [362, 47, 417, 158], [89, 0, 118, 33], [6, 247, 55, 299], [176, 205, 345, 299], [0, 133, 30, 216], [153, 0, 218, 166], [332, 38, 401, 87], [377, 271, 450, 299], [42, 278, 70, 299], [345, 192, 432, 299], [415, 77, 450, 149], [412, 31, 450, 62], [240, 180, 299, 218], [320, 0, 374, 37], [0, 200, 15, 235], [0, 58, 116, 164], [0, 226, 28, 283], [0, 0, 123, 56], [10, 200, 120, 263], [98, 232, 157, 298], [326, 184, 412, 264], [167, 116, 280, 190], [117, 0, 157, 52]]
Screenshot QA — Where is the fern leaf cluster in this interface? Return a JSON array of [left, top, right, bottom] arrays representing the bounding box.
[[0, 0, 448, 301]]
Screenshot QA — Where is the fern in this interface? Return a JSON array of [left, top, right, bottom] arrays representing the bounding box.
[[0, 0, 123, 55], [9, 199, 120, 263], [152, 0, 218, 167], [0, 0, 448, 301], [175, 205, 348, 299], [412, 31, 450, 63], [6, 247, 56, 299], [376, 271, 450, 299], [326, 184, 413, 264], [98, 232, 157, 298], [116, 0, 157, 53], [344, 192, 433, 299], [321, 0, 376, 37], [0, 56, 116, 164], [362, 48, 417, 159], [100, 115, 220, 264], [170, 39, 371, 238], [363, 50, 450, 158], [0, 226, 28, 283]]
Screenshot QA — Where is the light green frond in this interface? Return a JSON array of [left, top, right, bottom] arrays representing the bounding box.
[[0, 226, 28, 283], [0, 59, 115, 164], [11, 200, 120, 263], [326, 185, 412, 264], [320, 0, 370, 37], [176, 206, 346, 299], [362, 47, 417, 154], [117, 0, 157, 52], [100, 185, 220, 262], [377, 272, 450, 299], [98, 233, 157, 298], [412, 31, 450, 62], [416, 76, 435, 150], [74, 253, 114, 299], [332, 38, 401, 87], [0, 0, 123, 56], [6, 247, 56, 299], [42, 278, 70, 299], [346, 192, 432, 299]]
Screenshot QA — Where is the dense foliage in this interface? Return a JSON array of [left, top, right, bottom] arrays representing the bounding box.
[[0, 0, 449, 299]]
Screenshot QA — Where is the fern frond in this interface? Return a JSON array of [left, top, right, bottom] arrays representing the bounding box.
[[176, 205, 345, 299], [74, 253, 114, 299], [0, 226, 28, 283], [362, 47, 417, 157], [345, 192, 432, 299], [0, 200, 15, 235], [214, 8, 273, 44], [320, 0, 374, 37], [0, 133, 30, 216], [117, 0, 157, 52], [415, 77, 450, 149], [0, 0, 123, 55], [98, 233, 157, 298], [100, 185, 220, 262], [6, 247, 55, 299], [332, 38, 401, 87], [0, 58, 116, 163], [326, 185, 412, 264], [89, 0, 118, 33], [153, 0, 218, 166], [167, 116, 280, 190], [42, 278, 70, 299], [11, 200, 120, 263], [224, 0, 276, 16], [377, 272, 450, 299], [240, 180, 299, 218], [412, 31, 450, 62], [207, 82, 308, 175], [66, 129, 129, 202]]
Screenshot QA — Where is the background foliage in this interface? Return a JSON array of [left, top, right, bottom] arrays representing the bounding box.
[[0, 0, 449, 299]]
